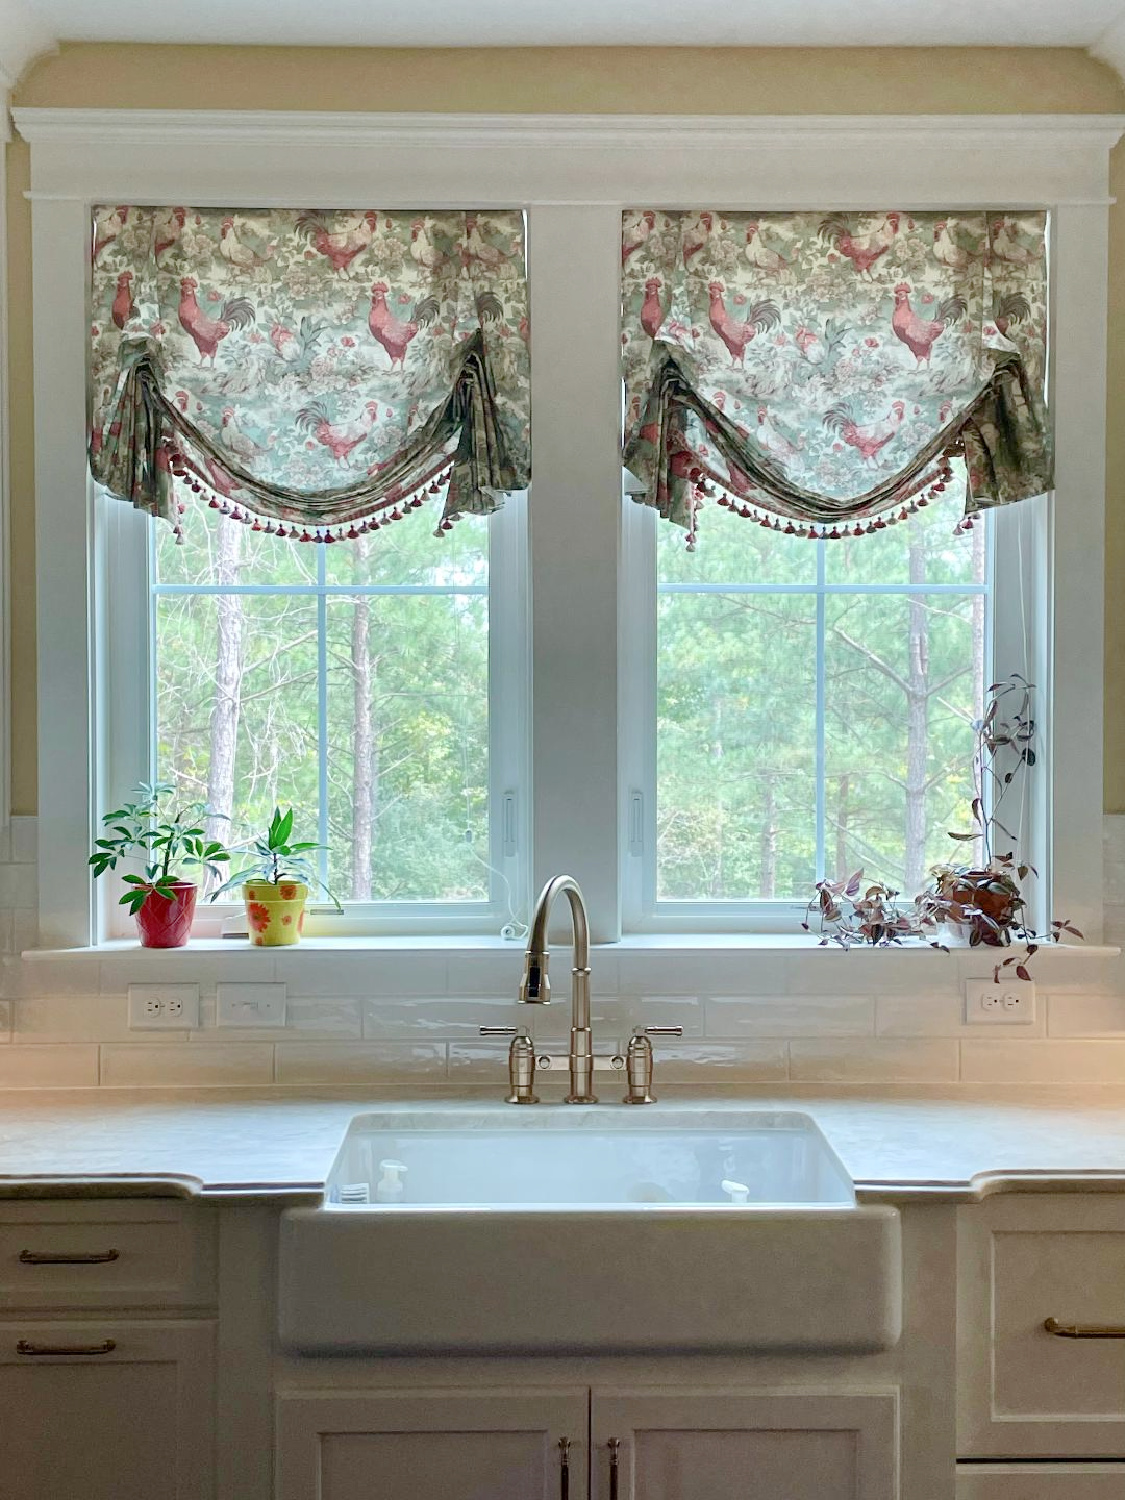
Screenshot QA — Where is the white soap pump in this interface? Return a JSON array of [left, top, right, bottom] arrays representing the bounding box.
[[375, 1159, 408, 1204]]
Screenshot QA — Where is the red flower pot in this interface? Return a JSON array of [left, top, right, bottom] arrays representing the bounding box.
[[134, 882, 198, 949]]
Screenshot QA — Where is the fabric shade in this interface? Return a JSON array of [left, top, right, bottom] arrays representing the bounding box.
[[621, 209, 1052, 547], [90, 206, 531, 541]]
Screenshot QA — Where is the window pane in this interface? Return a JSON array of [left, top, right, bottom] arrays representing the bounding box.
[[153, 508, 491, 905], [654, 491, 988, 904]]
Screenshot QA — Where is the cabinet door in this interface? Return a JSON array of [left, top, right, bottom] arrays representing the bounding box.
[[958, 1197, 1125, 1458], [276, 1389, 588, 1500], [592, 1389, 898, 1500], [0, 1319, 215, 1500], [958, 1463, 1125, 1498]]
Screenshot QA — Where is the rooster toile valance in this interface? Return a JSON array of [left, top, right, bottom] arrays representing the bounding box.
[[89, 206, 530, 541], [621, 209, 1052, 548]]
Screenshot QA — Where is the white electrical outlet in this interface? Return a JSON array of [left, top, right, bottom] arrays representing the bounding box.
[[128, 983, 200, 1030], [216, 982, 287, 1028], [964, 977, 1036, 1026]]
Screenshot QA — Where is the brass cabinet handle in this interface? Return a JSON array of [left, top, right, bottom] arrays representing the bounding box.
[[558, 1437, 569, 1500], [16, 1339, 117, 1356], [608, 1436, 621, 1500], [1045, 1317, 1125, 1339], [19, 1248, 120, 1266]]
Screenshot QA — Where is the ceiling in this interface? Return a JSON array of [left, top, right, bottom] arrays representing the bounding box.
[[3, 0, 1125, 83]]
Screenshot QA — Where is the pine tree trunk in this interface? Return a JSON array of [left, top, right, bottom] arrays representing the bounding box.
[[835, 772, 850, 880], [204, 518, 244, 889], [903, 537, 930, 894], [350, 538, 373, 900], [759, 774, 777, 898]]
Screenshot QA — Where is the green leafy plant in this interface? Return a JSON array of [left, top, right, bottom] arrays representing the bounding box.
[[211, 806, 341, 909], [89, 782, 231, 915], [803, 675, 1083, 980]]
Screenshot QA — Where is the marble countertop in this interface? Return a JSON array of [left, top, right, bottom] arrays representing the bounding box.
[[6, 1088, 1125, 1204]]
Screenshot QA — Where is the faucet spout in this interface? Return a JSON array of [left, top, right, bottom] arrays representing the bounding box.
[[519, 875, 595, 1103]]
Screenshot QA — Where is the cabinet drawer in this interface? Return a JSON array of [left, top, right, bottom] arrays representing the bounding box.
[[958, 1197, 1125, 1458], [958, 1464, 1125, 1498], [0, 1200, 217, 1310], [0, 1318, 215, 1500]]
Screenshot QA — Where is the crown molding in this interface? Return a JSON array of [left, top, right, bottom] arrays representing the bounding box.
[[11, 108, 1125, 155], [0, 0, 56, 94], [1090, 7, 1125, 85]]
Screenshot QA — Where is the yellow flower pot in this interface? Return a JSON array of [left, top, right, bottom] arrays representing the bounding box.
[[243, 880, 309, 946]]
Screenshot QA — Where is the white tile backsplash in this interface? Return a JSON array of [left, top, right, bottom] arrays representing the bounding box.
[[1, 814, 1124, 1090]]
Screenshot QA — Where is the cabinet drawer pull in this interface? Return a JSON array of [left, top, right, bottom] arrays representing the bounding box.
[[16, 1339, 117, 1357], [19, 1248, 120, 1266], [1044, 1317, 1125, 1339], [558, 1436, 569, 1500], [608, 1436, 620, 1500]]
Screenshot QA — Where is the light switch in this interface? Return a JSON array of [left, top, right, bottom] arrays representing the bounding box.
[[216, 982, 287, 1028]]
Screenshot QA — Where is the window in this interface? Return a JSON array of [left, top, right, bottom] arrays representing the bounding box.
[[101, 490, 528, 936], [622, 488, 1046, 931], [24, 114, 1109, 949]]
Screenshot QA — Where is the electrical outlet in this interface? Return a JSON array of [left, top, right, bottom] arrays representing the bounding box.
[[216, 982, 287, 1029], [128, 983, 200, 1030], [964, 977, 1036, 1026]]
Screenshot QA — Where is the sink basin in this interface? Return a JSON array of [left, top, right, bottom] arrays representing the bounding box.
[[323, 1106, 856, 1208], [278, 1107, 901, 1356]]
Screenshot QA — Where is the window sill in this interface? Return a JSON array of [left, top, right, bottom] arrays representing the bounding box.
[[25, 934, 1117, 962]]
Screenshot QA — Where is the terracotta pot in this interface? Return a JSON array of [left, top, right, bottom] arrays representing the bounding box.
[[134, 882, 198, 949], [243, 880, 308, 947], [940, 869, 1018, 948]]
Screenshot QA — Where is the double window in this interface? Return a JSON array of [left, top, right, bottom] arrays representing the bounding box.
[[22, 111, 1105, 951]]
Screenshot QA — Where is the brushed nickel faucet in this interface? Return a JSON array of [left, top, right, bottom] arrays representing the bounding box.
[[481, 874, 681, 1104]]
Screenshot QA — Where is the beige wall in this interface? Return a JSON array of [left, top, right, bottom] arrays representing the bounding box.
[[7, 43, 1125, 814]]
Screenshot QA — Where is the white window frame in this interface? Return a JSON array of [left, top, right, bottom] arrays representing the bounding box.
[[16, 109, 1119, 949], [620, 482, 1049, 934], [97, 485, 529, 940]]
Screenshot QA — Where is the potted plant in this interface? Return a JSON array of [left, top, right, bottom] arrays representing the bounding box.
[[804, 675, 1082, 981], [89, 783, 230, 948], [213, 807, 339, 946]]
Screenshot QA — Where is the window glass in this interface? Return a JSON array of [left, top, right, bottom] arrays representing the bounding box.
[[152, 506, 491, 904], [654, 481, 990, 902]]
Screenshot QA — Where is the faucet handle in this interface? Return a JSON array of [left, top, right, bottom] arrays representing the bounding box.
[[623, 1026, 683, 1105], [480, 1026, 539, 1105]]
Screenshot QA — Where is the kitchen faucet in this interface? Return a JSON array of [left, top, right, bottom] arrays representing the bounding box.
[[481, 874, 681, 1104]]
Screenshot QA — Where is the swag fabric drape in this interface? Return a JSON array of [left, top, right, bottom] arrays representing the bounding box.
[[622, 209, 1052, 547], [90, 206, 531, 541]]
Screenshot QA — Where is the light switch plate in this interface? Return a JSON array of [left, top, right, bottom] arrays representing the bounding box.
[[964, 977, 1036, 1025], [128, 983, 200, 1030], [216, 982, 287, 1028]]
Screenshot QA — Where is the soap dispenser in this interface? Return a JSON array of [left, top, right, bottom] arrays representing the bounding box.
[[375, 1159, 408, 1204]]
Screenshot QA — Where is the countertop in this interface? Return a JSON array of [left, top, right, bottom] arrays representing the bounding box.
[[6, 1088, 1125, 1204]]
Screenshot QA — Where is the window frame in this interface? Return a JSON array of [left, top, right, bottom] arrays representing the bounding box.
[[97, 485, 529, 941], [619, 482, 1049, 934], [18, 108, 1118, 949]]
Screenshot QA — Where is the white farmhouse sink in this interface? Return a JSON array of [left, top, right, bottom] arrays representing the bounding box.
[[278, 1107, 901, 1356]]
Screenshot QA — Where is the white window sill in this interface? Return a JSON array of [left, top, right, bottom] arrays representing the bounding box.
[[24, 934, 1117, 962]]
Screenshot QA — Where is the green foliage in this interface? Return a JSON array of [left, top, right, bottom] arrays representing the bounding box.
[[211, 806, 341, 909], [89, 781, 230, 914]]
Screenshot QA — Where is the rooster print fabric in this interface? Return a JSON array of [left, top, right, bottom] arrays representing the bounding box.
[[622, 209, 1051, 541], [89, 206, 530, 537]]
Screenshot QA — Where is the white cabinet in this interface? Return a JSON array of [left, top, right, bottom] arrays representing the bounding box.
[[0, 1318, 215, 1500], [591, 1390, 899, 1500], [957, 1464, 1125, 1498], [276, 1389, 589, 1500], [277, 1387, 898, 1500], [958, 1196, 1125, 1458]]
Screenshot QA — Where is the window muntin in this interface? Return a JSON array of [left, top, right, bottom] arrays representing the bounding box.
[[149, 503, 498, 911], [648, 483, 993, 910]]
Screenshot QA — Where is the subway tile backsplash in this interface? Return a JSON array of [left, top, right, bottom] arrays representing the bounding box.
[[2, 813, 1125, 1090]]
